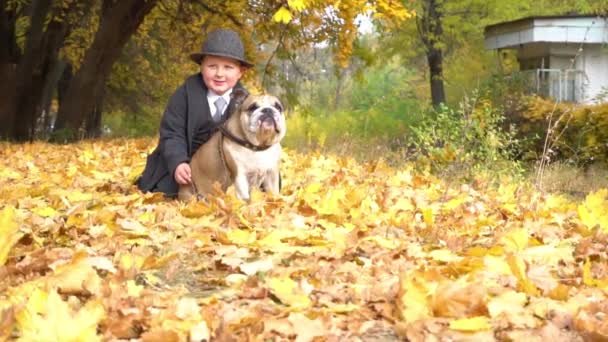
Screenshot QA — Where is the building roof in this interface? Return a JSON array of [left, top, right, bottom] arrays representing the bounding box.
[[484, 14, 608, 50]]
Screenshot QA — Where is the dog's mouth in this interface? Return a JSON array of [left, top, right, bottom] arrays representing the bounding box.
[[259, 110, 280, 133]]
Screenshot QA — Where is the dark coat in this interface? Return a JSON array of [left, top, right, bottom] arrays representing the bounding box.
[[136, 73, 248, 197]]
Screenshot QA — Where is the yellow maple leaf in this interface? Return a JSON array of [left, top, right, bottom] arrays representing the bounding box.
[[500, 228, 528, 252], [142, 252, 179, 270], [32, 206, 58, 218], [16, 289, 105, 342], [578, 189, 608, 231], [314, 188, 347, 216], [126, 280, 144, 297], [287, 0, 306, 12], [117, 252, 145, 271], [449, 316, 492, 332], [487, 290, 527, 318], [506, 254, 539, 296], [180, 202, 211, 218], [396, 272, 433, 323], [273, 7, 293, 24], [582, 257, 598, 287], [48, 252, 102, 296], [287, 312, 325, 342], [257, 229, 289, 247], [225, 229, 257, 245], [483, 255, 512, 275], [0, 167, 20, 180], [520, 243, 575, 266], [323, 227, 349, 257], [267, 276, 311, 309], [421, 207, 434, 227], [0, 206, 23, 266], [66, 191, 93, 203], [429, 249, 463, 263], [362, 236, 399, 250]]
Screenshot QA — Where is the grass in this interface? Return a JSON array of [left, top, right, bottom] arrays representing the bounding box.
[[534, 162, 608, 197], [286, 131, 608, 198]]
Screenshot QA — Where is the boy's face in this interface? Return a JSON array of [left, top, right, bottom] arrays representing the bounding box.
[[200, 55, 246, 95]]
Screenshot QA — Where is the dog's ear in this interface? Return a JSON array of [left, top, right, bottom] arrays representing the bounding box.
[[273, 98, 284, 112], [231, 88, 249, 106]]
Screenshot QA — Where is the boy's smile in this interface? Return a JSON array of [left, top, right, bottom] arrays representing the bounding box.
[[200, 55, 246, 95]]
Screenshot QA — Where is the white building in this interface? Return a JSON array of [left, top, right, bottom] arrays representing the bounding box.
[[484, 15, 608, 103]]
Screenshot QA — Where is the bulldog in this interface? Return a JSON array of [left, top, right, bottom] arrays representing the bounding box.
[[178, 91, 286, 201]]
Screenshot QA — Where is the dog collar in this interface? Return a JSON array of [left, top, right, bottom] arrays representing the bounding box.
[[218, 125, 273, 151]]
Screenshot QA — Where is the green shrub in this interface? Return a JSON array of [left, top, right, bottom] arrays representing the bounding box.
[[407, 91, 523, 179], [284, 59, 424, 152], [520, 97, 608, 165], [102, 105, 161, 138]]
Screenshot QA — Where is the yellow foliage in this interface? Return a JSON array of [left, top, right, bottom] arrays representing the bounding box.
[[267, 276, 312, 309], [0, 206, 22, 266], [522, 97, 608, 162], [449, 316, 492, 332], [0, 138, 607, 340], [578, 189, 608, 232], [287, 0, 307, 12], [16, 289, 105, 342], [500, 228, 529, 252], [272, 7, 293, 24], [269, 0, 414, 67], [397, 272, 434, 323]]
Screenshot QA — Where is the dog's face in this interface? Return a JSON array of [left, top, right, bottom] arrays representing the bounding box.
[[237, 94, 286, 147]]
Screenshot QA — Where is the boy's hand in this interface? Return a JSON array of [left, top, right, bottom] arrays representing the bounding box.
[[174, 163, 192, 185]]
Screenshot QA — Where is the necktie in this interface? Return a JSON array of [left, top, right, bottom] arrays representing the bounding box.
[[214, 97, 227, 121]]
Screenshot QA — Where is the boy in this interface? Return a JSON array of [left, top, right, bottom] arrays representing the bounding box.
[[137, 29, 253, 197]]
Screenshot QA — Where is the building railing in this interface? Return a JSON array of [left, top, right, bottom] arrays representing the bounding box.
[[516, 68, 588, 103]]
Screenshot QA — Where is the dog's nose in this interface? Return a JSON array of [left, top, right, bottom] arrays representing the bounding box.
[[261, 107, 274, 116]]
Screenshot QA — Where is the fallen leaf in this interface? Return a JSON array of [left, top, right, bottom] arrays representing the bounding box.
[[0, 206, 22, 266], [288, 312, 325, 342], [189, 321, 210, 342], [239, 258, 273, 276], [449, 316, 492, 332], [267, 276, 311, 309]]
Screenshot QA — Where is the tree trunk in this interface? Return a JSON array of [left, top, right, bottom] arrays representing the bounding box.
[[15, 14, 73, 141], [39, 60, 68, 138], [10, 0, 53, 142], [0, 0, 19, 63], [57, 62, 73, 106], [53, 0, 158, 142], [0, 63, 17, 140], [0, 0, 20, 139], [0, 0, 76, 141], [85, 84, 105, 138], [427, 47, 446, 108], [418, 0, 446, 108], [334, 68, 346, 110]]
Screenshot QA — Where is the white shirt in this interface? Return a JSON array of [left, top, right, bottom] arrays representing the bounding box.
[[207, 89, 232, 120]]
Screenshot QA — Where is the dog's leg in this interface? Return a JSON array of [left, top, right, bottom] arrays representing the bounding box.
[[178, 184, 194, 201], [263, 169, 281, 195], [234, 174, 251, 201]]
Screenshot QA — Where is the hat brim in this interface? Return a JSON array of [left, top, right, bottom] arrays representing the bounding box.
[[190, 53, 254, 68]]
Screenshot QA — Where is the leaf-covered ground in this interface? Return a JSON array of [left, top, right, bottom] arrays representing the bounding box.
[[1, 138, 607, 341]]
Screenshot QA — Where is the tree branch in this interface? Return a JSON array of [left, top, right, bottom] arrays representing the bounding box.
[[262, 27, 286, 89], [190, 0, 243, 27]]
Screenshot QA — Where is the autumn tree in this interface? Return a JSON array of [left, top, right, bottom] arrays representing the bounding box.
[[0, 0, 87, 141], [0, 0, 411, 142], [51, 0, 161, 141], [403, 0, 608, 108]]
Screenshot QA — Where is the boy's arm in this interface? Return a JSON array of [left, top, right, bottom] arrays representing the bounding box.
[[159, 85, 190, 178]]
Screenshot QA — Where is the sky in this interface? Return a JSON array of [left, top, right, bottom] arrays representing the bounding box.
[[356, 14, 374, 34]]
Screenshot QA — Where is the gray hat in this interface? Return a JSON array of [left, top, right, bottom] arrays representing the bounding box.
[[190, 29, 253, 67]]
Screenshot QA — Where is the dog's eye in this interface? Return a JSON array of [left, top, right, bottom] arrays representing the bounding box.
[[247, 103, 259, 112], [273, 102, 283, 112]]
